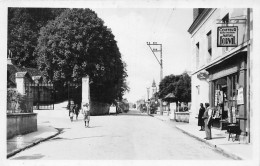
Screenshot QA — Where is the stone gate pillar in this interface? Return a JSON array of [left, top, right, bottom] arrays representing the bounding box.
[[16, 72, 27, 95], [82, 76, 90, 107]]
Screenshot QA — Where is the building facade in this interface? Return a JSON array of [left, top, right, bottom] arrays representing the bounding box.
[[188, 8, 252, 143]]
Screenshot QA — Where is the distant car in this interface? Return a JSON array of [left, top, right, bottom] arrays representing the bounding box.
[[109, 105, 117, 114]]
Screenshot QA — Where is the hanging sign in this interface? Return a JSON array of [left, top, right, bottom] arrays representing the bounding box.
[[217, 26, 238, 47], [197, 70, 209, 80], [237, 87, 244, 105]]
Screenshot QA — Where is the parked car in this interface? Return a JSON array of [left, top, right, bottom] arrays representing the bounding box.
[[109, 104, 117, 115]]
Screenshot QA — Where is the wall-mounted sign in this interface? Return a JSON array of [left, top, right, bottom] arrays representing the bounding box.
[[237, 87, 244, 105], [197, 70, 209, 80], [217, 26, 238, 47]]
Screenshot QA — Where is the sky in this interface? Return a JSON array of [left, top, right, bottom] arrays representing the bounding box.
[[94, 8, 193, 103]]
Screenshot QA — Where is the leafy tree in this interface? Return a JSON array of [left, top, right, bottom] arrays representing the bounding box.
[[8, 8, 65, 68], [158, 72, 191, 103], [36, 8, 128, 103], [175, 72, 191, 102], [158, 74, 180, 100]]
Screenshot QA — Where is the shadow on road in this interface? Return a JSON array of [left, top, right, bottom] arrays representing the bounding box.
[[212, 137, 227, 139], [117, 113, 149, 117], [12, 153, 45, 160], [50, 135, 107, 142]]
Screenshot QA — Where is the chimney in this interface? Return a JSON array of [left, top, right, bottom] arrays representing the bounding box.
[[7, 50, 14, 65]]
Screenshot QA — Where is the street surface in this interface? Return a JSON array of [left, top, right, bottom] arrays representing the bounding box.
[[10, 103, 231, 160]]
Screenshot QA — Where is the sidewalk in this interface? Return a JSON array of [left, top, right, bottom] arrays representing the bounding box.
[[7, 101, 70, 158], [7, 124, 60, 158], [150, 113, 252, 160]]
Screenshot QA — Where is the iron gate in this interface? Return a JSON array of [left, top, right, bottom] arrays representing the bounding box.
[[67, 82, 82, 108], [25, 83, 55, 110]]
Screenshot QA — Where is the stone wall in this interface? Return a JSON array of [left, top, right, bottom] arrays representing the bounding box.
[[7, 113, 37, 139], [90, 102, 110, 116], [174, 112, 190, 123]]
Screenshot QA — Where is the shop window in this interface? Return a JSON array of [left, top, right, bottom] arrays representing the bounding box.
[[222, 13, 229, 24], [213, 78, 227, 121], [229, 74, 239, 123], [196, 85, 200, 95], [222, 14, 229, 53], [212, 73, 240, 129]]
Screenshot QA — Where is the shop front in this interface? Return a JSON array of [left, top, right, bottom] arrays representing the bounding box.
[[206, 51, 248, 138]]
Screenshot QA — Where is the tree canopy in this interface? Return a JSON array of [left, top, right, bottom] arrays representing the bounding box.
[[158, 72, 191, 103], [8, 8, 65, 68], [35, 8, 128, 103]]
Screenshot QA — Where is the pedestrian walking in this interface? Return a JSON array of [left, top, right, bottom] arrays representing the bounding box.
[[82, 103, 90, 127], [203, 103, 213, 140], [69, 102, 75, 122], [74, 104, 80, 120], [198, 103, 205, 131]]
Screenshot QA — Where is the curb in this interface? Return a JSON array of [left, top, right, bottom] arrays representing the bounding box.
[[7, 128, 61, 159], [175, 126, 243, 160]]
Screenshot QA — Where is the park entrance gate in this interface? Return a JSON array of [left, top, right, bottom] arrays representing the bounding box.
[[25, 83, 55, 110]]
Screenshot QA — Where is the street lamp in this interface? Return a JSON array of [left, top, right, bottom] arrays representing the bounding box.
[[147, 42, 163, 115]]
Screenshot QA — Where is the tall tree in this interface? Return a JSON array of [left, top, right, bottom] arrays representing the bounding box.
[[175, 72, 191, 102], [158, 72, 191, 103], [158, 74, 180, 99], [36, 8, 128, 103], [8, 8, 65, 67]]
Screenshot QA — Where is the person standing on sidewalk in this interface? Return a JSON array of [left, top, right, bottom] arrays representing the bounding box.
[[82, 103, 90, 127], [198, 103, 205, 131], [203, 103, 213, 140], [74, 104, 80, 120], [69, 104, 75, 122]]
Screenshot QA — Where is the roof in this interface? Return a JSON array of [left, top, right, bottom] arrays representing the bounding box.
[[164, 93, 175, 99], [188, 8, 213, 34], [7, 64, 44, 85], [16, 72, 28, 78]]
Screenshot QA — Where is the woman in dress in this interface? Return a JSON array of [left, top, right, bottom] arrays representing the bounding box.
[[198, 103, 205, 131]]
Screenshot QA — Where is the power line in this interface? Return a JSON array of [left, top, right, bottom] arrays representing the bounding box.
[[160, 9, 175, 42], [150, 8, 159, 41]]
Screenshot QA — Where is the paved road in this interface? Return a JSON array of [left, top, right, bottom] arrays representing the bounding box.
[[10, 106, 231, 160]]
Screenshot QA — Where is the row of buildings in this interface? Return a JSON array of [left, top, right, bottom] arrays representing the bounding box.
[[188, 8, 253, 143]]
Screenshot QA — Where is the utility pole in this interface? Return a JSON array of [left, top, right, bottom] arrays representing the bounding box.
[[147, 42, 163, 115]]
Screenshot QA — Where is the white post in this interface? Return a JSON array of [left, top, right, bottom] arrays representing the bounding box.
[[82, 76, 90, 108], [16, 72, 26, 95]]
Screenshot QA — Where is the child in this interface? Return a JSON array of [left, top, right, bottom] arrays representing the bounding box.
[[82, 103, 90, 127], [69, 104, 75, 122]]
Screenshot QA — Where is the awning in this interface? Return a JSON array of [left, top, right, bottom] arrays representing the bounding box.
[[164, 93, 175, 99]]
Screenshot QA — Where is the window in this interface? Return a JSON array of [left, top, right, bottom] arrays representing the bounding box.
[[196, 85, 200, 95], [222, 13, 229, 24], [222, 14, 229, 52], [196, 42, 200, 68], [207, 31, 212, 60]]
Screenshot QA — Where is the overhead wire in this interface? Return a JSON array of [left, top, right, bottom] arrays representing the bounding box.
[[160, 8, 175, 42], [150, 8, 159, 41]]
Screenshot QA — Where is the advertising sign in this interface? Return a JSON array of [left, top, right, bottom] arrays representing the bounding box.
[[217, 26, 238, 47], [237, 87, 244, 105]]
